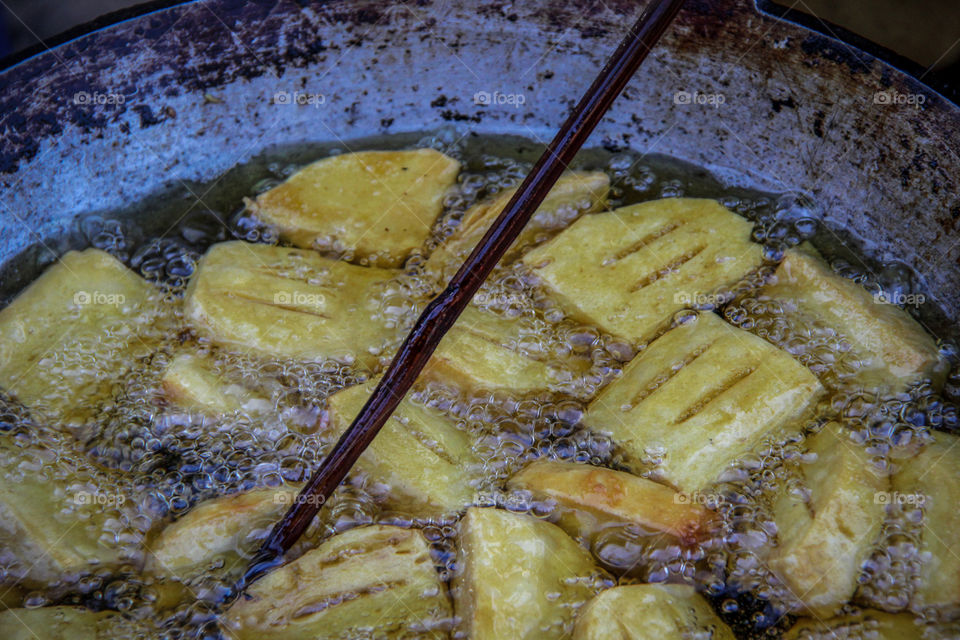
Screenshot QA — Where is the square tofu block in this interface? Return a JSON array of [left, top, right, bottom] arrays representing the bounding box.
[[782, 610, 941, 640], [0, 435, 138, 588], [454, 507, 598, 640], [184, 241, 399, 370], [425, 171, 609, 281], [0, 248, 159, 425], [250, 149, 460, 267], [161, 352, 272, 415], [508, 460, 712, 545], [583, 312, 822, 492], [0, 606, 135, 640], [763, 249, 944, 391], [522, 198, 763, 343], [327, 379, 478, 516], [769, 422, 887, 616], [424, 305, 560, 394], [573, 585, 735, 640], [147, 486, 299, 579], [224, 525, 451, 640], [893, 431, 960, 613]]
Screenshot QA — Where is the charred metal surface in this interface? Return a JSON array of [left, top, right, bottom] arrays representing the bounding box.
[[0, 0, 958, 316]]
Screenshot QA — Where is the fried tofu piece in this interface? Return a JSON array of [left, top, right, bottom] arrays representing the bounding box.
[[184, 241, 399, 370], [327, 380, 478, 516], [425, 171, 609, 281], [769, 423, 887, 617], [0, 248, 159, 425], [583, 312, 822, 492], [782, 610, 941, 640], [146, 486, 299, 579], [0, 606, 137, 640], [507, 460, 712, 545], [763, 249, 944, 390], [522, 198, 763, 343], [223, 525, 452, 640], [0, 435, 139, 588], [572, 584, 735, 640], [454, 507, 599, 640], [893, 431, 960, 613], [161, 352, 272, 415], [249, 149, 460, 267], [423, 305, 560, 394]]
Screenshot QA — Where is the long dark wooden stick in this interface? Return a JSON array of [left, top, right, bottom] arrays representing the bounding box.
[[242, 0, 685, 588]]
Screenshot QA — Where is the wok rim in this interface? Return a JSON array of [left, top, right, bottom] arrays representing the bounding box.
[[1, 0, 957, 106]]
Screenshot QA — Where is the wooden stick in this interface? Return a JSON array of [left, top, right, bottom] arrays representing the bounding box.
[[242, 0, 686, 588]]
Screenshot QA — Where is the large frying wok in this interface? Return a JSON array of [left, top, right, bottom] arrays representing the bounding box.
[[0, 0, 957, 321], [0, 1, 958, 636]]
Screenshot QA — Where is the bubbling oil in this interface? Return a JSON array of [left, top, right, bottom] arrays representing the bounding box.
[[0, 129, 957, 639]]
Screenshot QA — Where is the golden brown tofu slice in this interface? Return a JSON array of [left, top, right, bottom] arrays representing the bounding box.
[[507, 460, 712, 545], [583, 312, 822, 492], [522, 198, 763, 343], [0, 435, 139, 588], [763, 249, 944, 390], [327, 380, 478, 516], [425, 171, 610, 281], [0, 606, 137, 640], [893, 431, 960, 613], [769, 423, 887, 617], [249, 149, 460, 267], [161, 352, 273, 415], [572, 584, 736, 640], [223, 525, 452, 640], [454, 507, 599, 640], [0, 248, 159, 424], [146, 486, 299, 579], [184, 241, 399, 370], [423, 305, 560, 394], [782, 610, 944, 640]]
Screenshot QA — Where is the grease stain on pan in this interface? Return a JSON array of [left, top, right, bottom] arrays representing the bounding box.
[[0, 0, 912, 174]]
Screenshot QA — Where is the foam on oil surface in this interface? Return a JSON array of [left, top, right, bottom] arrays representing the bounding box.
[[0, 131, 956, 639]]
